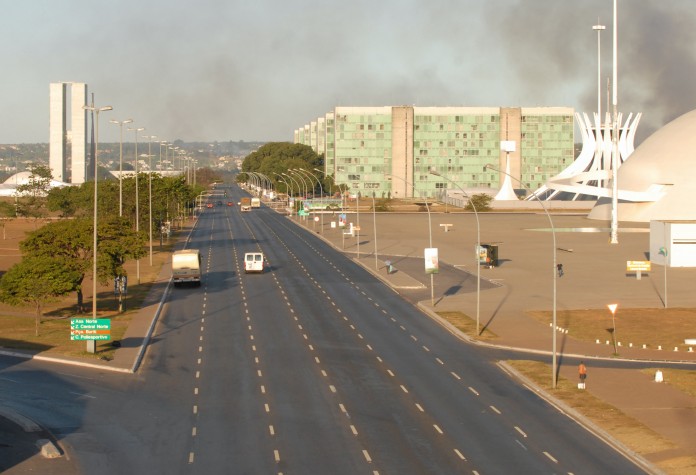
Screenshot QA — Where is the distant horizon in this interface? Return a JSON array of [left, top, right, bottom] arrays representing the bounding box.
[[2, 2, 695, 146]]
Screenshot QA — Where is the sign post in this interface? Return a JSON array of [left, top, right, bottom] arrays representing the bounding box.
[[626, 260, 650, 280], [658, 247, 668, 308], [71, 318, 111, 354], [607, 304, 618, 355]]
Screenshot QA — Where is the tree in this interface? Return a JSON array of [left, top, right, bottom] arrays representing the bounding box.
[[47, 185, 91, 218], [0, 256, 79, 336], [239, 142, 322, 194], [15, 163, 53, 218], [19, 217, 146, 313], [466, 194, 493, 212]]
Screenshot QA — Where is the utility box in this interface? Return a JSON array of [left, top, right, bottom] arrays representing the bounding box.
[[650, 220, 696, 267], [478, 244, 499, 268]]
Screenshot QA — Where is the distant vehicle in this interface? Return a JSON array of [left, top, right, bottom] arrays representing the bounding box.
[[206, 203, 213, 208], [216, 201, 223, 206], [172, 249, 202, 286], [240, 197, 251, 211], [251, 197, 261, 208], [227, 202, 234, 206], [244, 252, 265, 273]]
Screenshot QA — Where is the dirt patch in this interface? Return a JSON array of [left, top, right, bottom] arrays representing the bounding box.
[[526, 308, 696, 351]]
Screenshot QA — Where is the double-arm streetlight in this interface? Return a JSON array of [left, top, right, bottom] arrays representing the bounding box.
[[158, 141, 167, 172], [275, 173, 293, 216], [143, 134, 157, 266], [296, 168, 325, 232], [129, 126, 145, 284], [83, 103, 112, 353], [385, 173, 435, 306], [109, 118, 132, 216], [485, 162, 558, 388], [283, 172, 304, 218], [429, 169, 482, 337]]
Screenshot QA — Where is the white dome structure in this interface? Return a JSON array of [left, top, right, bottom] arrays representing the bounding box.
[[0, 171, 71, 197], [588, 109, 696, 222]]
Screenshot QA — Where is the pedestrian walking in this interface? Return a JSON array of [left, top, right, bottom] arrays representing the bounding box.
[[578, 361, 587, 389], [557, 263, 564, 277]]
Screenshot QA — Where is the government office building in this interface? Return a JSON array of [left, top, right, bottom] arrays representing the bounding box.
[[294, 106, 575, 199]]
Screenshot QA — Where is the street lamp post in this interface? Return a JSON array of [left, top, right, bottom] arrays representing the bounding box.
[[109, 119, 132, 216], [143, 134, 157, 266], [158, 141, 167, 172], [283, 170, 307, 219], [486, 163, 559, 388], [386, 173, 434, 306], [129, 126, 145, 284], [83, 103, 112, 354], [282, 173, 302, 219], [610, 0, 620, 244], [659, 242, 669, 308], [275, 174, 293, 216], [372, 192, 378, 270], [429, 169, 482, 336], [297, 168, 325, 233]]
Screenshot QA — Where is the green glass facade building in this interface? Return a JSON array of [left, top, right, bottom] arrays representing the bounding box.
[[295, 106, 574, 198]]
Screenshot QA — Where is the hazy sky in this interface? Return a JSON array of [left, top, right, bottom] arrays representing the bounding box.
[[2, 0, 695, 144]]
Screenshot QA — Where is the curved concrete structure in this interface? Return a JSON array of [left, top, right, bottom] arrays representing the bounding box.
[[589, 109, 696, 222]]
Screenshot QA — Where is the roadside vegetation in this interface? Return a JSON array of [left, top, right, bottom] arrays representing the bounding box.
[[0, 163, 222, 353]]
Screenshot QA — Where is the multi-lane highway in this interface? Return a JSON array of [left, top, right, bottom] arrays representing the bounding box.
[[0, 185, 649, 474]]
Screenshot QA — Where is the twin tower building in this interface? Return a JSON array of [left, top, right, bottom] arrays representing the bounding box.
[[49, 82, 92, 184]]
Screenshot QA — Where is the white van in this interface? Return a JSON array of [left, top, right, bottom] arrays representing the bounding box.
[[244, 252, 265, 273]]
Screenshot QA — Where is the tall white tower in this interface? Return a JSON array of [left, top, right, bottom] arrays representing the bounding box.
[[49, 82, 89, 184]]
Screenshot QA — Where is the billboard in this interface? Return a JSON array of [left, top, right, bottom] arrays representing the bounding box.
[[424, 248, 439, 274]]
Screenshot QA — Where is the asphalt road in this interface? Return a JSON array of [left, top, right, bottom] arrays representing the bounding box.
[[0, 184, 651, 474]]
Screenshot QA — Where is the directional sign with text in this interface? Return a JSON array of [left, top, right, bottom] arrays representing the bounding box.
[[70, 318, 111, 341]]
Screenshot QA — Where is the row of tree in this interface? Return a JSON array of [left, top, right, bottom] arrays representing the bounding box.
[[239, 142, 338, 197], [0, 164, 223, 335]]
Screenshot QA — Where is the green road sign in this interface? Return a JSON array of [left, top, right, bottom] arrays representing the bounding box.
[[70, 318, 111, 341]]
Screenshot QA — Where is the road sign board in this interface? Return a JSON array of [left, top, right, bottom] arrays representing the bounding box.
[[626, 260, 651, 271], [70, 318, 111, 341]]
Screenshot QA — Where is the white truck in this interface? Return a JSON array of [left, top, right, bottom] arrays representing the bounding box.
[[251, 197, 261, 208], [172, 249, 202, 286]]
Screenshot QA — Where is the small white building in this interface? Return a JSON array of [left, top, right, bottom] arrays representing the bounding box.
[[650, 220, 696, 268]]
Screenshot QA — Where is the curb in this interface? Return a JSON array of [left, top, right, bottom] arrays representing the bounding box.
[[498, 361, 666, 475]]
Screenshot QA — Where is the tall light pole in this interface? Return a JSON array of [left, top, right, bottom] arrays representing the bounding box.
[[298, 168, 325, 233], [83, 103, 112, 354], [143, 134, 157, 266], [592, 22, 606, 127], [109, 119, 132, 217], [275, 174, 293, 216], [610, 0, 619, 244], [129, 126, 145, 283], [289, 170, 309, 219], [371, 192, 378, 270], [283, 173, 303, 219], [593, 21, 606, 189], [486, 163, 558, 388], [429, 169, 482, 336], [160, 141, 169, 172], [386, 173, 434, 306]]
